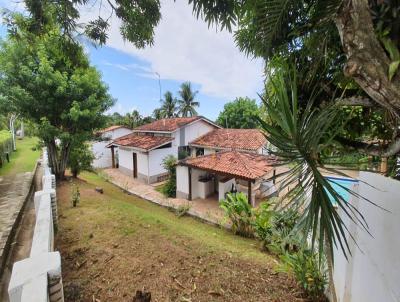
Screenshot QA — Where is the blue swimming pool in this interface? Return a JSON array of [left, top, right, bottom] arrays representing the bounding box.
[[326, 176, 358, 205]]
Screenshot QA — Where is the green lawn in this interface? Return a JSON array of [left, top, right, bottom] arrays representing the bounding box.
[[0, 137, 40, 176], [57, 172, 302, 301], [81, 171, 269, 262]]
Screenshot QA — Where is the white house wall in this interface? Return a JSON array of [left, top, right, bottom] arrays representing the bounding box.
[[92, 141, 112, 168], [182, 120, 216, 146], [137, 152, 149, 177], [190, 168, 208, 199], [333, 171, 400, 302], [148, 147, 175, 177], [118, 148, 148, 178], [118, 147, 133, 174]]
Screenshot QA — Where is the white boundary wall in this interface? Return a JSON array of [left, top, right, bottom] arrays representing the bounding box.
[[8, 148, 64, 302], [333, 171, 400, 302]]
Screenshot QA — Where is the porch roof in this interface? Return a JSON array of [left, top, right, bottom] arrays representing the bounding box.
[[179, 151, 276, 181], [107, 133, 173, 151]]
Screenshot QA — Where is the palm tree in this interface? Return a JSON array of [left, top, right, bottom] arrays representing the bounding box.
[[152, 108, 163, 120], [160, 91, 177, 118], [177, 82, 199, 117], [259, 66, 378, 301], [124, 110, 142, 129]]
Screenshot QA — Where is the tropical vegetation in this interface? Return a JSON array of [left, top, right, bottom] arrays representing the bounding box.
[[160, 91, 177, 118], [161, 155, 177, 198], [0, 8, 113, 180], [219, 193, 327, 299], [216, 97, 261, 128], [178, 82, 199, 117], [0, 130, 12, 167], [68, 143, 95, 178]]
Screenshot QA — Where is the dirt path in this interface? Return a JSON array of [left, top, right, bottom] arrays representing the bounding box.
[[56, 173, 308, 302]]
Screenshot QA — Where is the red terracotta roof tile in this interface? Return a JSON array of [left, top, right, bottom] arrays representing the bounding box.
[[189, 129, 267, 151], [110, 133, 173, 151], [179, 151, 276, 181], [134, 117, 201, 132]]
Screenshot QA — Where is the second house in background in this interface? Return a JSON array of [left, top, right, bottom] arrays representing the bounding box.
[[107, 116, 220, 184]]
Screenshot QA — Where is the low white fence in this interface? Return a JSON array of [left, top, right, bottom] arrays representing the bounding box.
[[333, 171, 400, 302], [8, 148, 64, 302]]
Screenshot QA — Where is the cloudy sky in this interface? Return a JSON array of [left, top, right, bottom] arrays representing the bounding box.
[[1, 0, 265, 120]]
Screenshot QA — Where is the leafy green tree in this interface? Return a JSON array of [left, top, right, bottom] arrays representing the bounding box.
[[68, 143, 95, 178], [0, 11, 113, 180], [106, 112, 125, 126], [216, 97, 260, 128], [178, 82, 199, 117], [160, 91, 177, 118], [21, 0, 161, 47]]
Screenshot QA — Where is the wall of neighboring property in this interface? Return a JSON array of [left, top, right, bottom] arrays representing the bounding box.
[[176, 165, 189, 199], [92, 127, 132, 168], [333, 171, 400, 302], [104, 127, 132, 140]]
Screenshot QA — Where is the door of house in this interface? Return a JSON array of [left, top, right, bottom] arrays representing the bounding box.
[[132, 152, 138, 178]]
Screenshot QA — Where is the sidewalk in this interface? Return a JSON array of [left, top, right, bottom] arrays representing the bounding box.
[[101, 168, 226, 226]]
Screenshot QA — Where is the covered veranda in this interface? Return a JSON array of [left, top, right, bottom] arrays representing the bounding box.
[[176, 151, 278, 206]]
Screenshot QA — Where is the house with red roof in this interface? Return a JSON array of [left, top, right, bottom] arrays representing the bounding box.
[[176, 128, 277, 205], [107, 116, 220, 184], [91, 125, 132, 168], [189, 128, 269, 156]]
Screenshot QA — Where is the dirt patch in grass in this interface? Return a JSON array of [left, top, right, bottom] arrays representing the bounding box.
[[56, 172, 308, 302]]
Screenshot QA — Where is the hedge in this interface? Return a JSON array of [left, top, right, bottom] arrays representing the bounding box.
[[0, 130, 13, 166]]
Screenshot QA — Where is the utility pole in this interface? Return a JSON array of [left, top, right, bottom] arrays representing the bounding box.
[[155, 72, 161, 102]]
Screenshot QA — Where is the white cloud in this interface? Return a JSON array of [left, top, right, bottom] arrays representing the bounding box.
[[80, 1, 265, 100]]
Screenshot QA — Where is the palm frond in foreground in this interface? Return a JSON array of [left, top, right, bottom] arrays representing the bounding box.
[[259, 67, 377, 261]]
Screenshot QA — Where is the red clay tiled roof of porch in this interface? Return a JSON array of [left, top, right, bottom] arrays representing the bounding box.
[[179, 151, 276, 181], [189, 129, 267, 151], [109, 133, 173, 151], [134, 117, 201, 132]]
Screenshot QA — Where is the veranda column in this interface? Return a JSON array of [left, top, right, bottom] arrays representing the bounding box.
[[111, 146, 115, 168]]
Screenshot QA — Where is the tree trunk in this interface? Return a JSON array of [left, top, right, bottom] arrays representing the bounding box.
[[47, 139, 71, 180], [335, 0, 400, 117], [325, 235, 338, 302]]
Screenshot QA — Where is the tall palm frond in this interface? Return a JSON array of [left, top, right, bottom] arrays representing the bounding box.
[[259, 66, 379, 260], [160, 91, 177, 118], [178, 82, 199, 117]]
